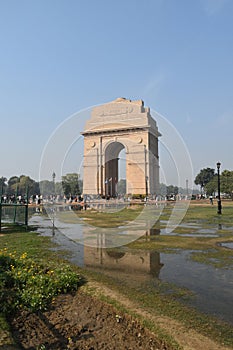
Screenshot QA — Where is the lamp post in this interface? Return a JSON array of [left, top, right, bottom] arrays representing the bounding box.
[[52, 172, 56, 235], [52, 172, 56, 197], [216, 162, 222, 214], [145, 176, 148, 199]]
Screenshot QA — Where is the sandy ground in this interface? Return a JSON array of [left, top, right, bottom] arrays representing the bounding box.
[[6, 282, 232, 350], [9, 290, 169, 350]]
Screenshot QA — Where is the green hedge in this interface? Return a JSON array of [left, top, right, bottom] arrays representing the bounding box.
[[0, 249, 84, 313]]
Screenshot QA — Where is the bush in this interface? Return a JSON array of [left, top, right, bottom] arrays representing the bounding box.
[[0, 249, 84, 313], [131, 194, 146, 200]]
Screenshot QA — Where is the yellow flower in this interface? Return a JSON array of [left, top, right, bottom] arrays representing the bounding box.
[[20, 252, 27, 259]]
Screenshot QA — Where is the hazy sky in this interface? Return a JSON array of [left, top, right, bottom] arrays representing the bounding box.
[[0, 0, 232, 186]]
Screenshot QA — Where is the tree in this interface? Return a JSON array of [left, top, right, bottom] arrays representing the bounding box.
[[194, 168, 215, 192], [166, 185, 178, 196], [18, 175, 37, 196], [62, 173, 80, 197], [7, 175, 38, 197], [0, 177, 7, 194], [159, 183, 167, 196], [55, 182, 63, 196], [39, 180, 54, 196], [7, 176, 19, 195], [221, 170, 233, 196], [78, 179, 83, 194], [205, 175, 218, 196], [117, 179, 126, 194], [18, 175, 39, 196]]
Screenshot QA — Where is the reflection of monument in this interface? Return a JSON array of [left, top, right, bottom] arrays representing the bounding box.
[[82, 98, 161, 196], [84, 246, 163, 280], [83, 227, 163, 280], [52, 211, 164, 279], [146, 227, 161, 238]]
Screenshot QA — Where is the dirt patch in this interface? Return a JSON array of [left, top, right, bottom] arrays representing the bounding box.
[[84, 282, 233, 350], [7, 282, 232, 350], [9, 291, 169, 350]]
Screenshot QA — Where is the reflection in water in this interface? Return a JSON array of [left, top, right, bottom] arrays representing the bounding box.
[[84, 245, 163, 280], [160, 251, 233, 324], [220, 242, 233, 249], [150, 251, 164, 277], [29, 210, 233, 325], [1, 205, 35, 224], [41, 203, 164, 248], [146, 226, 161, 238], [82, 224, 163, 279]]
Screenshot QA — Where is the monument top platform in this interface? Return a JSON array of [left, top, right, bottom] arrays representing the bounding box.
[[113, 97, 144, 106], [82, 97, 160, 137]]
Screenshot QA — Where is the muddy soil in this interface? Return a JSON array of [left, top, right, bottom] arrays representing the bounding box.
[[9, 291, 170, 350]]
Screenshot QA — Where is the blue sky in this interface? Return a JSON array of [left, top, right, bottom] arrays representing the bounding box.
[[0, 0, 232, 186]]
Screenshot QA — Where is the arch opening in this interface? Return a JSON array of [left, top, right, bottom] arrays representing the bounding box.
[[105, 141, 125, 197], [118, 149, 126, 195]]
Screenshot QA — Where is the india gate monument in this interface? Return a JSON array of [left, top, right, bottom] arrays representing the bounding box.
[[82, 98, 161, 197]]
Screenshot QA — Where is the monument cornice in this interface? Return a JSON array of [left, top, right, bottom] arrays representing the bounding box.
[[81, 125, 161, 137]]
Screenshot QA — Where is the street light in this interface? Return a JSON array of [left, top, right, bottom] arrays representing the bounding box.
[[52, 172, 56, 235], [216, 162, 222, 214], [52, 172, 56, 194], [145, 176, 148, 199]]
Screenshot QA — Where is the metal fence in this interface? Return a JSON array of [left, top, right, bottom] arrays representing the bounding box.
[[0, 203, 29, 232]]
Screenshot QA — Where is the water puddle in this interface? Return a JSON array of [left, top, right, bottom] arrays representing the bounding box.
[[178, 233, 218, 237], [29, 211, 233, 325], [159, 251, 233, 324], [221, 242, 233, 249], [196, 228, 217, 234], [159, 222, 220, 237]]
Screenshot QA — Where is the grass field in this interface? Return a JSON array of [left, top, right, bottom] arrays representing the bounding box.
[[0, 201, 232, 348]]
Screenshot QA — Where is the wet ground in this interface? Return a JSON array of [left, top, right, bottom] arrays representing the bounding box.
[[29, 211, 233, 325]]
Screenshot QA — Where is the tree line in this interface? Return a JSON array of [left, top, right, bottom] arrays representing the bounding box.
[[0, 174, 198, 200], [110, 179, 196, 197], [194, 167, 233, 197], [2, 168, 231, 200], [0, 173, 83, 199]]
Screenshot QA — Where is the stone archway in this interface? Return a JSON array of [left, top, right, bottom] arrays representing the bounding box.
[[82, 98, 161, 197], [104, 141, 124, 197]]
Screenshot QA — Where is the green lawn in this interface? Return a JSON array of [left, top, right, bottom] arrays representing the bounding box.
[[1, 202, 233, 348]]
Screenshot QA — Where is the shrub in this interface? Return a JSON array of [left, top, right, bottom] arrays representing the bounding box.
[[131, 194, 146, 200], [0, 249, 84, 313]]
